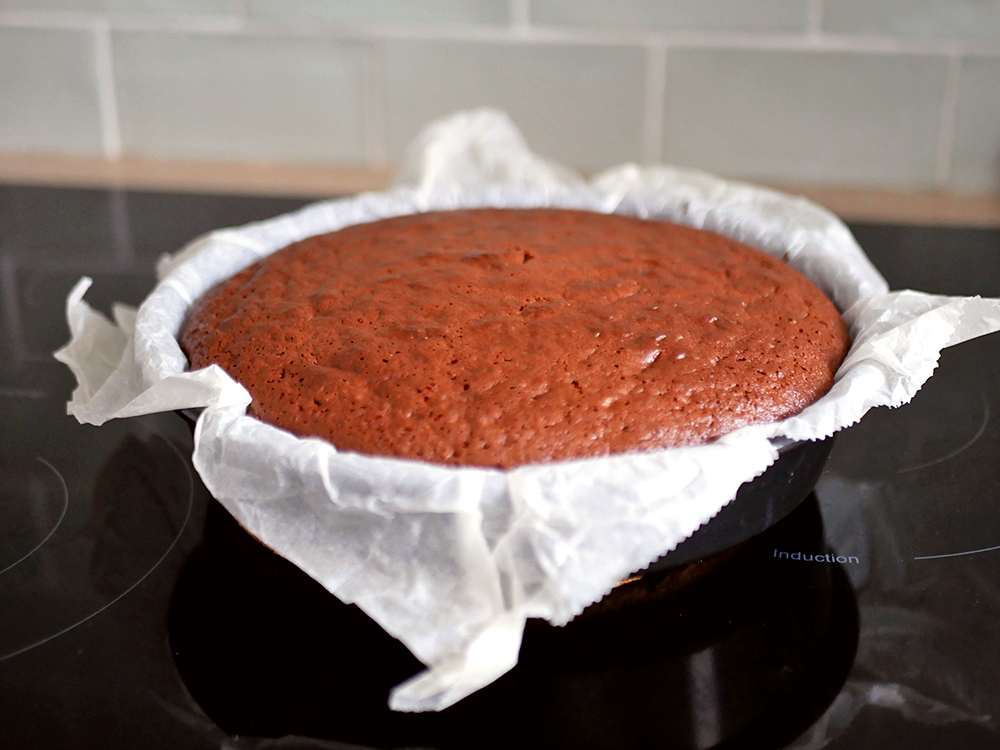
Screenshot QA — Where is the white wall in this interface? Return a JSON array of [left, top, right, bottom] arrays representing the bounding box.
[[1, 0, 998, 192]]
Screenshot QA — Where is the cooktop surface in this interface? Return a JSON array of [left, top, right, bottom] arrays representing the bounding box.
[[1, 184, 999, 749]]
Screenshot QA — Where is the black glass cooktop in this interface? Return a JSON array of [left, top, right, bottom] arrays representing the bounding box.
[[2, 184, 999, 750]]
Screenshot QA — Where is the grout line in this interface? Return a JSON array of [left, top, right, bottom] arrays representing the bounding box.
[[935, 53, 963, 189], [642, 40, 668, 164], [2, 10, 999, 56], [93, 22, 122, 160], [805, 0, 824, 38], [0, 9, 242, 33], [363, 39, 387, 165], [107, 190, 135, 265], [510, 0, 530, 32]]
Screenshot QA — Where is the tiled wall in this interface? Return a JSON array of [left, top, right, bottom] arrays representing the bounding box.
[[1, 0, 999, 192]]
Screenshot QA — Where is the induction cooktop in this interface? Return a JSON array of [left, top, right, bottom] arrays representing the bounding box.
[[2, 183, 999, 750]]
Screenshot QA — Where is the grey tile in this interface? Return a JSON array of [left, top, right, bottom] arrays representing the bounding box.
[[663, 49, 949, 188], [249, 0, 508, 24], [115, 32, 368, 164], [824, 0, 1000, 41], [533, 0, 807, 33], [0, 0, 230, 11], [385, 40, 647, 171], [0, 27, 103, 156], [949, 56, 1000, 193]]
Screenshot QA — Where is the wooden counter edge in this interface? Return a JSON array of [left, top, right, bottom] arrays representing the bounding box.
[[2, 152, 999, 227]]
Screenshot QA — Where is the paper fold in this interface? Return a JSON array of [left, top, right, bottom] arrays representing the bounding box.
[[55, 108, 1000, 712]]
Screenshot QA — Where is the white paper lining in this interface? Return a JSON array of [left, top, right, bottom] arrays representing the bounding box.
[[54, 109, 1000, 712]]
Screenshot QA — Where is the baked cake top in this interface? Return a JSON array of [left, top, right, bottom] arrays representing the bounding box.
[[181, 208, 850, 468]]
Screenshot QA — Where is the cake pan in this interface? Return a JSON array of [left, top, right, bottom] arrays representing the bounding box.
[[169, 488, 857, 748], [645, 436, 835, 572]]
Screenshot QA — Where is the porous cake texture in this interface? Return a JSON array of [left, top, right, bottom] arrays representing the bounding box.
[[181, 209, 850, 468]]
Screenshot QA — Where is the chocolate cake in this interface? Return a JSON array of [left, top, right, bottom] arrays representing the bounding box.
[[181, 208, 850, 468]]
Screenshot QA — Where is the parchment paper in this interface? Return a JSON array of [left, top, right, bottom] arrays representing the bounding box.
[[55, 108, 1000, 712]]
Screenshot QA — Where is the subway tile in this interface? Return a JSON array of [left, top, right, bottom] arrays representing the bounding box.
[[532, 0, 807, 33], [249, 0, 508, 24], [824, 0, 1000, 41], [949, 56, 1000, 194], [0, 0, 230, 12], [384, 40, 646, 171], [0, 28, 103, 156], [114, 32, 368, 164], [662, 49, 948, 188]]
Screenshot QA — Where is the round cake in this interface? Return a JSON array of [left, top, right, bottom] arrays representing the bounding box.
[[181, 208, 850, 468]]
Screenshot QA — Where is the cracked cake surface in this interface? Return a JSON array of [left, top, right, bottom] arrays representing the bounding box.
[[181, 208, 850, 468]]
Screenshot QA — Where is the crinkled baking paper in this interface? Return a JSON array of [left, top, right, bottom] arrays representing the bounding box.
[[55, 109, 1000, 712]]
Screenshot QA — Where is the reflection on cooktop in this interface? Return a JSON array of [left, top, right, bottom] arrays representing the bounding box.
[[170, 495, 859, 750], [0, 433, 194, 661], [913, 543, 1000, 561], [0, 455, 68, 576], [828, 348, 989, 479]]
